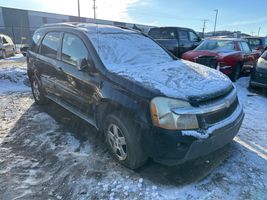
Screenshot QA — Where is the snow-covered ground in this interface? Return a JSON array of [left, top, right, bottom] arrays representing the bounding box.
[[0, 55, 266, 200]]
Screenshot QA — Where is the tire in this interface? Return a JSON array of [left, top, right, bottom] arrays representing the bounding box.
[[104, 113, 147, 169], [230, 64, 241, 82], [2, 50, 6, 59], [11, 48, 15, 56], [31, 77, 49, 105]]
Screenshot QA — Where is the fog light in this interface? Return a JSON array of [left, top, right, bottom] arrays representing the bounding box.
[[177, 142, 182, 148]]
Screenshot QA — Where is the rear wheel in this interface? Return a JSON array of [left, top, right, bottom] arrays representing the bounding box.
[[104, 113, 147, 169], [11, 48, 15, 56], [2, 50, 6, 59], [31, 77, 49, 105], [231, 64, 241, 82]]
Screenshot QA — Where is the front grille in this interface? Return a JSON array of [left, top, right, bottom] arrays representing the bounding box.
[[199, 97, 238, 128], [195, 56, 217, 69]]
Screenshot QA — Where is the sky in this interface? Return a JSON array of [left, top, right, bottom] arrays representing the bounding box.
[[0, 0, 266, 36]]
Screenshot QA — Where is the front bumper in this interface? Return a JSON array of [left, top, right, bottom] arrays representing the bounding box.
[[144, 105, 244, 166], [250, 67, 267, 88]]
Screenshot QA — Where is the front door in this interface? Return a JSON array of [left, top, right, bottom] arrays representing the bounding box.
[[56, 32, 101, 117]]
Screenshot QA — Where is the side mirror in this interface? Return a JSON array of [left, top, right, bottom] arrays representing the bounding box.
[[76, 58, 95, 72]]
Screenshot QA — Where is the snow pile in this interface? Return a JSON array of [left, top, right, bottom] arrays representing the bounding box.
[[0, 54, 25, 63], [87, 29, 232, 99], [0, 66, 30, 94]]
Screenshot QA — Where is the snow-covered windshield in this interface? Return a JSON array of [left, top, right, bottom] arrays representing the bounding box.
[[87, 32, 174, 68], [196, 39, 235, 51]]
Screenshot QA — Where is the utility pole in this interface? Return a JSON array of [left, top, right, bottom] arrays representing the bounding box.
[[258, 27, 261, 36], [202, 19, 208, 38], [213, 9, 218, 36], [93, 0, 97, 20], [77, 0, 80, 21]]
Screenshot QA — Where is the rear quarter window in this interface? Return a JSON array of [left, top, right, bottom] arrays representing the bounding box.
[[30, 31, 44, 52]]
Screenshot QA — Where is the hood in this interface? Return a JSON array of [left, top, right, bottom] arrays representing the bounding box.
[[108, 60, 233, 101], [184, 50, 239, 60]]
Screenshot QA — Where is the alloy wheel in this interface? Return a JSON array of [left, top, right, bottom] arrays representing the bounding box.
[[107, 123, 127, 161], [32, 80, 41, 101]]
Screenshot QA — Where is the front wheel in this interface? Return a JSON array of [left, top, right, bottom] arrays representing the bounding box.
[[104, 114, 147, 169], [31, 77, 49, 105]]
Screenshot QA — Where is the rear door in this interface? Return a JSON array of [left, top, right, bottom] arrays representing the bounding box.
[[37, 31, 64, 98]]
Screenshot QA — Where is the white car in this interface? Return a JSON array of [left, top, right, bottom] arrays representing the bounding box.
[[0, 34, 16, 59]]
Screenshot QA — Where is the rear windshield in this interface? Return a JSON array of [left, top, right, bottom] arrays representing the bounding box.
[[195, 39, 235, 51], [88, 32, 174, 68]]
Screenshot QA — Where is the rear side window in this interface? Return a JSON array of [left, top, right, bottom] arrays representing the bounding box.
[[148, 29, 161, 39], [178, 31, 189, 41], [189, 31, 199, 42], [61, 33, 88, 66], [5, 36, 13, 44], [148, 28, 176, 39], [265, 38, 267, 46], [40, 32, 61, 59], [2, 37, 8, 44], [160, 29, 176, 39]]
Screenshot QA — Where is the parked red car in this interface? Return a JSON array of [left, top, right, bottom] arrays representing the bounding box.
[[182, 38, 260, 81]]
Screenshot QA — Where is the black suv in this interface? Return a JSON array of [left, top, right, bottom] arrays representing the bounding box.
[[27, 23, 244, 169], [148, 27, 201, 58]]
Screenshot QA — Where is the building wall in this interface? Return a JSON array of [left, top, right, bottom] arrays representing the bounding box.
[[0, 6, 153, 44]]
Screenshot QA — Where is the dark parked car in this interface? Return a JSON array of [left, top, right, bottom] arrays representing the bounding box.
[[0, 34, 16, 58], [148, 27, 201, 58], [27, 23, 244, 169], [182, 38, 260, 81], [250, 50, 267, 93], [245, 36, 267, 54]]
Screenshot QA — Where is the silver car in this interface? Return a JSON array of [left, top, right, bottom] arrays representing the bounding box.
[[0, 34, 15, 58]]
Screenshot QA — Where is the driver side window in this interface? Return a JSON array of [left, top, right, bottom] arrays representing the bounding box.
[[61, 33, 89, 67], [189, 32, 199, 42], [240, 42, 252, 54]]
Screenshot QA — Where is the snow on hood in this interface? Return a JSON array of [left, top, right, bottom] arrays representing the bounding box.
[[86, 29, 232, 100], [108, 60, 232, 100]]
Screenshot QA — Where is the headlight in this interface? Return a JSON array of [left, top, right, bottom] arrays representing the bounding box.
[[257, 57, 267, 69], [150, 97, 199, 130]]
